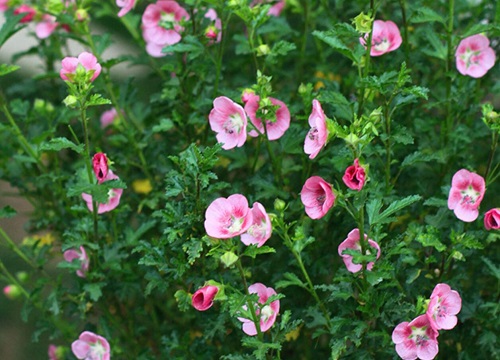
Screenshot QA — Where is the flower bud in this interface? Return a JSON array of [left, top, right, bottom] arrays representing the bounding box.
[[16, 271, 29, 283], [92, 152, 109, 183], [3, 285, 22, 300], [191, 285, 219, 311], [344, 133, 359, 147], [352, 12, 373, 34], [241, 88, 255, 104], [274, 198, 286, 212], [256, 44, 271, 57], [220, 251, 238, 268], [75, 8, 88, 21], [63, 95, 78, 108]]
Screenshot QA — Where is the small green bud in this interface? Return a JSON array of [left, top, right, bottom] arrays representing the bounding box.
[[256, 44, 271, 57], [47, 0, 64, 13], [451, 250, 465, 261], [75, 8, 88, 21], [352, 12, 373, 34], [345, 133, 359, 147], [274, 198, 286, 212], [34, 99, 45, 112], [63, 95, 78, 108], [220, 251, 238, 268], [369, 107, 383, 123], [16, 271, 29, 283], [3, 284, 22, 300]]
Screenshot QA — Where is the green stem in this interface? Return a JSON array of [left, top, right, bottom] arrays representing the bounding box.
[[484, 132, 498, 184], [0, 259, 29, 298], [398, 0, 410, 66], [443, 0, 455, 145], [0, 227, 36, 269]]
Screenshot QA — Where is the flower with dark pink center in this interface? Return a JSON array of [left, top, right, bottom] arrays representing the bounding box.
[[209, 96, 248, 150], [240, 202, 272, 247], [81, 170, 123, 214], [204, 194, 253, 239], [484, 208, 500, 230], [342, 158, 366, 191], [447, 169, 485, 222], [300, 176, 335, 219], [244, 94, 290, 141], [238, 283, 280, 336], [455, 34, 496, 78], [338, 228, 380, 273], [92, 153, 109, 184], [392, 314, 439, 360], [304, 99, 328, 159], [360, 20, 402, 57], [14, 4, 36, 23], [426, 283, 462, 331]]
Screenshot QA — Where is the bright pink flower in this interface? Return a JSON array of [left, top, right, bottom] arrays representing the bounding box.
[[426, 283, 462, 331], [342, 158, 366, 191], [204, 194, 253, 239], [338, 228, 380, 273], [116, 0, 135, 17], [360, 20, 402, 56], [100, 108, 119, 128], [208, 96, 248, 150], [304, 99, 328, 159], [392, 314, 439, 360], [455, 34, 496, 78], [192, 285, 219, 311], [63, 246, 89, 278], [141, 0, 189, 58], [92, 153, 109, 184], [0, 0, 8, 12], [35, 15, 59, 39], [60, 52, 101, 82], [238, 283, 280, 336], [241, 202, 272, 247], [300, 176, 335, 219], [14, 4, 36, 23], [484, 208, 500, 230], [447, 169, 485, 222], [82, 171, 123, 214], [71, 331, 110, 360], [245, 94, 290, 141], [251, 0, 285, 17], [204, 8, 221, 43]]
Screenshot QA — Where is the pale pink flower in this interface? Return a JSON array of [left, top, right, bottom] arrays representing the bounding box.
[[71, 331, 110, 360], [204, 194, 253, 239], [240, 202, 272, 247], [204, 8, 221, 43], [484, 208, 500, 230], [238, 283, 280, 336], [82, 171, 123, 214], [192, 285, 219, 311], [63, 245, 89, 278], [245, 94, 290, 140], [0, 0, 8, 12], [426, 283, 462, 331], [141, 0, 189, 58], [92, 153, 109, 184], [455, 34, 496, 78], [208, 96, 248, 150], [392, 315, 439, 360], [360, 20, 402, 56], [100, 108, 119, 128], [60, 52, 101, 82], [116, 0, 135, 17], [447, 169, 485, 222], [35, 15, 59, 39], [14, 4, 36, 23], [300, 176, 335, 219], [338, 228, 380, 273], [342, 158, 366, 191], [304, 99, 328, 159], [48, 344, 61, 360], [251, 0, 285, 17]]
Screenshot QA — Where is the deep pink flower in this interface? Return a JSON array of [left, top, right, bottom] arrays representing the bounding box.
[[100, 108, 119, 128], [300, 176, 335, 219], [35, 15, 59, 39], [60, 52, 101, 82], [245, 94, 290, 141], [241, 202, 272, 247], [251, 0, 285, 17], [63, 245, 89, 278], [338, 228, 380, 273], [304, 99, 328, 159], [426, 283, 462, 331], [238, 283, 280, 336], [82, 171, 123, 214], [192, 285, 219, 311], [141, 0, 189, 58], [208, 96, 248, 150], [204, 8, 221, 43], [116, 0, 135, 17], [204, 194, 253, 239], [392, 314, 439, 360], [92, 153, 109, 184], [447, 169, 485, 222], [14, 4, 36, 23], [455, 34, 496, 78], [360, 20, 402, 56], [342, 158, 366, 191], [71, 331, 110, 360], [484, 208, 500, 230]]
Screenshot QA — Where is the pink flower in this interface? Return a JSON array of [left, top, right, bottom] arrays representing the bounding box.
[[63, 246, 89, 278], [92, 153, 109, 184], [60, 52, 101, 82], [392, 315, 439, 360], [360, 20, 402, 57], [244, 94, 290, 141], [192, 285, 219, 311], [71, 331, 110, 360], [300, 176, 335, 219], [208, 96, 248, 150], [238, 283, 280, 336], [338, 228, 381, 273], [0, 0, 8, 12], [48, 345, 62, 360], [426, 283, 462, 331], [35, 15, 59, 39], [251, 0, 285, 17], [455, 34, 496, 78], [304, 99, 328, 159], [240, 202, 272, 247], [342, 158, 366, 191], [141, 0, 189, 58], [447, 169, 485, 222], [100, 108, 119, 128], [116, 0, 135, 17], [204, 8, 221, 43], [14, 4, 36, 23], [204, 194, 253, 239], [484, 208, 500, 230], [82, 171, 123, 214]]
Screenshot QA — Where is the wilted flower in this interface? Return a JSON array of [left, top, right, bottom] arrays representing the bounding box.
[[209, 96, 248, 150], [342, 159, 366, 191], [392, 314, 439, 360], [447, 169, 485, 222], [63, 245, 89, 278], [360, 20, 402, 56], [484, 208, 500, 230], [245, 94, 290, 141], [92, 153, 109, 184], [240, 202, 272, 247], [116, 0, 135, 17], [338, 228, 380, 273], [300, 176, 335, 219], [426, 283, 462, 331], [60, 52, 101, 82], [204, 194, 253, 239], [82, 171, 123, 214], [304, 99, 328, 159], [455, 34, 496, 78], [238, 283, 280, 336], [191, 285, 219, 311], [71, 331, 110, 360]]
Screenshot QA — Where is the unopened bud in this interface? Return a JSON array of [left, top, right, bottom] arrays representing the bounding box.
[[63, 95, 78, 108], [3, 285, 22, 300], [256, 44, 271, 57], [220, 251, 238, 268], [352, 12, 373, 34], [274, 198, 286, 212]]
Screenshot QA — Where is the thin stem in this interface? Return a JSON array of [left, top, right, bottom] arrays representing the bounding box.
[[0, 227, 36, 269], [443, 0, 455, 145], [484, 132, 498, 184], [0, 260, 29, 298], [236, 258, 264, 340]]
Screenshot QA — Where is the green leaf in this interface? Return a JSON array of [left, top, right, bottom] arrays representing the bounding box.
[[410, 7, 445, 25], [174, 289, 192, 312], [39, 137, 84, 154], [0, 205, 17, 218], [313, 24, 364, 64], [0, 11, 26, 47], [86, 94, 112, 107], [182, 238, 204, 265], [319, 91, 353, 121], [461, 23, 500, 39], [84, 282, 105, 302], [275, 272, 307, 290], [242, 245, 276, 259], [0, 64, 20, 77], [163, 35, 204, 59], [370, 195, 422, 226], [482, 256, 500, 280], [415, 226, 446, 252], [152, 118, 174, 133]]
